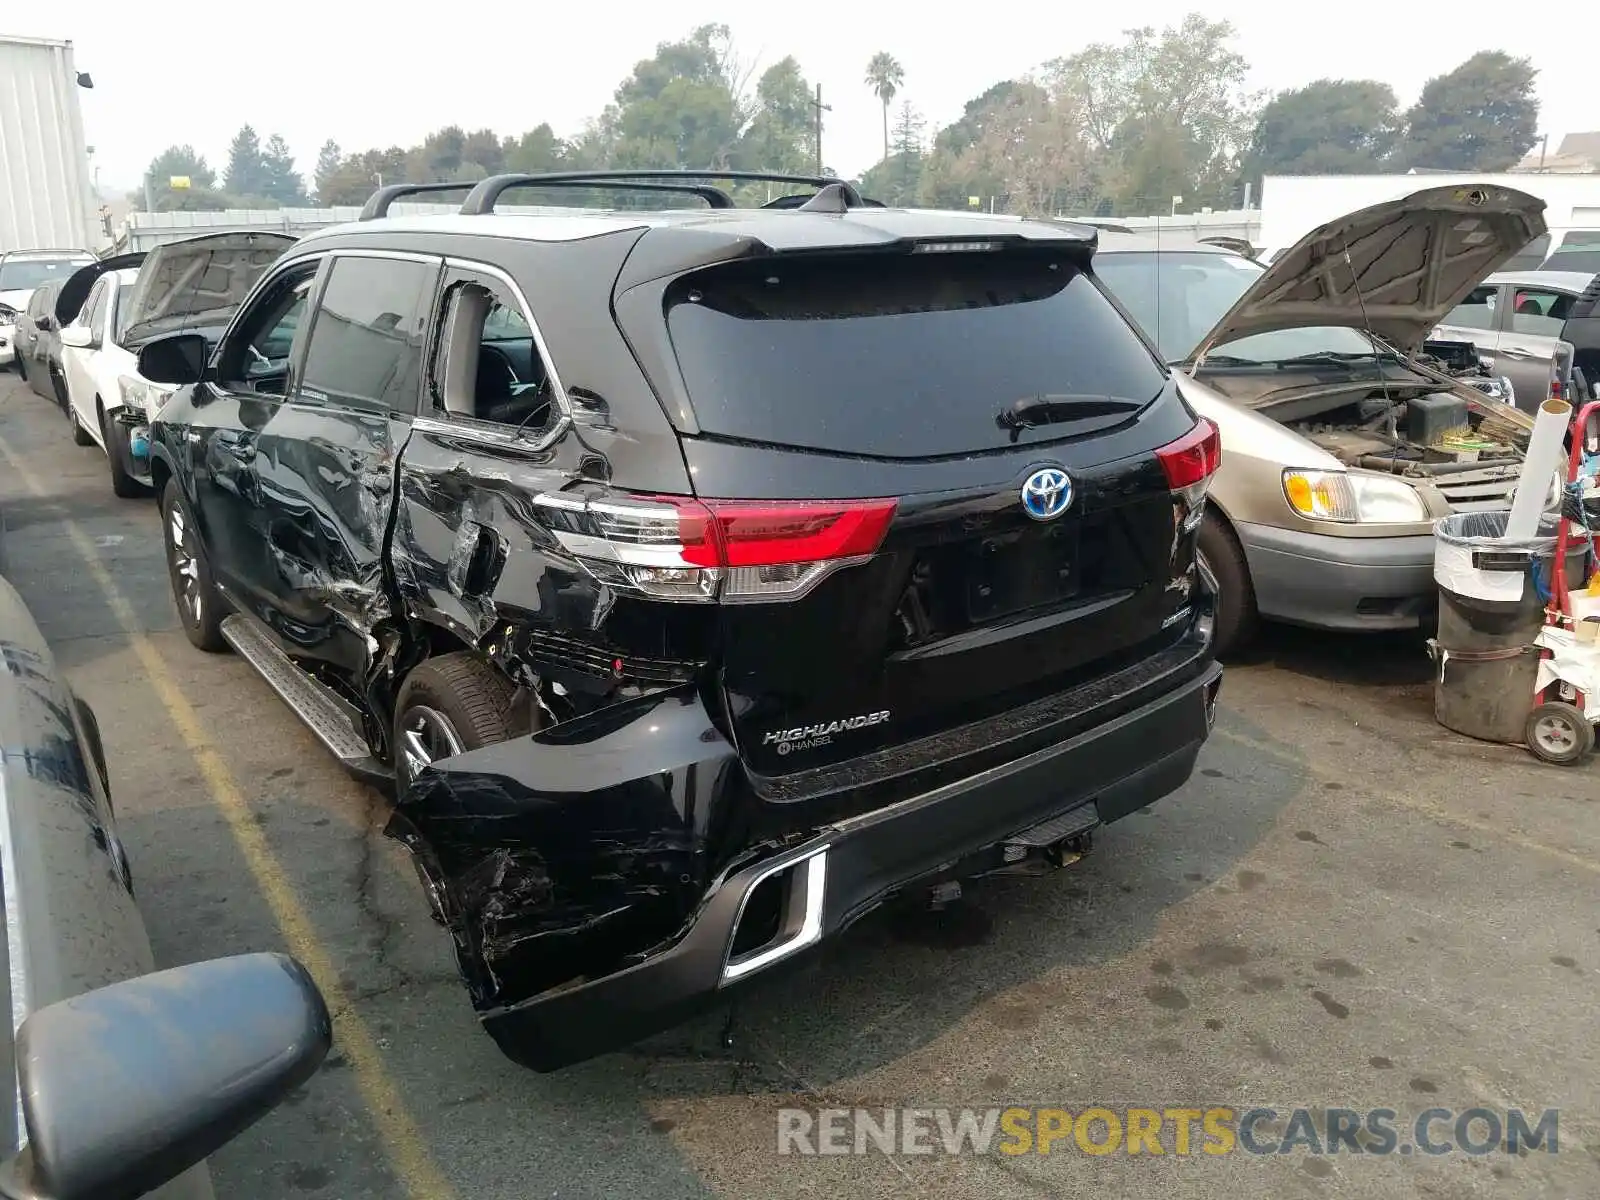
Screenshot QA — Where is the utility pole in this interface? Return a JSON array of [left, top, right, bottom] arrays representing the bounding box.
[[810, 83, 831, 175]]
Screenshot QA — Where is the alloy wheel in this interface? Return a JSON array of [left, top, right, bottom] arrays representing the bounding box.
[[167, 504, 203, 626], [397, 705, 466, 789]]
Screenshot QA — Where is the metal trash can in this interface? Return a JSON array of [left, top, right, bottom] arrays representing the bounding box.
[[1429, 510, 1592, 743]]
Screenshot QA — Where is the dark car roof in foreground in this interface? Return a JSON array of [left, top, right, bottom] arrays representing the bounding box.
[[294, 207, 1102, 259]]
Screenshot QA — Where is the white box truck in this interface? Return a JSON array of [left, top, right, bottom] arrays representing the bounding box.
[[0, 35, 101, 368], [0, 36, 101, 254]]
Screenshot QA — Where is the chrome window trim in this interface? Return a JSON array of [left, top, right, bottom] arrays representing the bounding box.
[[441, 255, 573, 420]]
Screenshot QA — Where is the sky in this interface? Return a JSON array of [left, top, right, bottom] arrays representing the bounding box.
[[10, 2, 1596, 201]]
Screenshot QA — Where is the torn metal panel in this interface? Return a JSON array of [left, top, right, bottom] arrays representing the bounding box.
[[388, 685, 742, 1009], [389, 423, 714, 700]]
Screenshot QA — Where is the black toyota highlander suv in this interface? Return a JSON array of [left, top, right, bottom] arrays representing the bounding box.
[[134, 171, 1224, 1071]]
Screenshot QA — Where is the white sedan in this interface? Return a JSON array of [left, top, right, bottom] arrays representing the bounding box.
[[55, 231, 296, 499]]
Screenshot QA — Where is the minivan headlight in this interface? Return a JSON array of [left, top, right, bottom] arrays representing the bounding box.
[[1283, 469, 1428, 524]]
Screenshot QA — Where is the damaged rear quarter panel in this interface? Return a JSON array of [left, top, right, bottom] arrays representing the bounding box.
[[391, 685, 742, 1008], [377, 228, 748, 1010]]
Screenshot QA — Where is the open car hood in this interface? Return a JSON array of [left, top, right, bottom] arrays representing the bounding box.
[[1192, 184, 1548, 361], [117, 231, 297, 345], [55, 253, 147, 326]]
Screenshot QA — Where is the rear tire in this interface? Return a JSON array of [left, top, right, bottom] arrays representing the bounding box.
[[1197, 510, 1258, 658], [160, 478, 228, 652], [393, 653, 529, 794], [15, 355, 26, 383], [69, 405, 93, 447], [103, 409, 146, 499]]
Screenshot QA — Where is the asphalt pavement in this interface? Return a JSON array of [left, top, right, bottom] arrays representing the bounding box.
[[2, 373, 1598, 1199]]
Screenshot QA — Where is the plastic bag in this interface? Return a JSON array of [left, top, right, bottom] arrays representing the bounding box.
[[1433, 510, 1563, 603]]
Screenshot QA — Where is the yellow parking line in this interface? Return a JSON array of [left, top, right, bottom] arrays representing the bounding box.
[[1216, 726, 1600, 877], [0, 439, 456, 1200]]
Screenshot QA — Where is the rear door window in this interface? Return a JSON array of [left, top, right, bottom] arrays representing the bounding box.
[[426, 269, 557, 436], [1509, 288, 1576, 337], [300, 255, 438, 414], [662, 249, 1167, 459], [1444, 285, 1501, 331]]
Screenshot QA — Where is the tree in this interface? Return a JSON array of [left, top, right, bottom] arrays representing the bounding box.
[[1397, 51, 1539, 171], [861, 101, 925, 207], [461, 128, 507, 177], [1046, 15, 1259, 212], [145, 145, 216, 191], [918, 79, 1091, 216], [314, 146, 409, 206], [864, 52, 905, 165], [260, 134, 307, 205], [313, 140, 343, 202], [934, 80, 1024, 158], [738, 57, 815, 177], [223, 124, 268, 198], [504, 124, 568, 174], [1244, 80, 1401, 178], [406, 125, 468, 182], [607, 24, 753, 170]]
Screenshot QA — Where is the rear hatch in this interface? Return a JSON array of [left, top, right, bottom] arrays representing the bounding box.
[[629, 241, 1218, 800]]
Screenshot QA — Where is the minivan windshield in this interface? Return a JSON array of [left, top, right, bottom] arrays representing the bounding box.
[[1093, 250, 1380, 366], [664, 249, 1170, 459], [0, 256, 94, 292]]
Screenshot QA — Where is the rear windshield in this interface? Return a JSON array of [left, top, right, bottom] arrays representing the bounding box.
[[0, 257, 93, 292], [663, 250, 1167, 459]]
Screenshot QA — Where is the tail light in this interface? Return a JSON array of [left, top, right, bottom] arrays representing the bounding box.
[[1156, 417, 1222, 531], [536, 491, 898, 603]]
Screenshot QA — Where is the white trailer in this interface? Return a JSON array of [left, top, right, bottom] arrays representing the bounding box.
[[0, 36, 101, 253]]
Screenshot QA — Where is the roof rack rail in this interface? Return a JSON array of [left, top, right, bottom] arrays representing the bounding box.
[[359, 182, 480, 222], [459, 174, 738, 212], [459, 170, 865, 216]]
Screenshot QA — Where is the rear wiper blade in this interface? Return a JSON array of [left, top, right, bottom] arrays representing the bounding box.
[[996, 393, 1144, 431]]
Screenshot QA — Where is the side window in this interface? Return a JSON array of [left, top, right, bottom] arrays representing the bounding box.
[[1444, 286, 1498, 331], [427, 271, 556, 433], [299, 256, 437, 415], [217, 262, 320, 396], [1510, 289, 1571, 337]]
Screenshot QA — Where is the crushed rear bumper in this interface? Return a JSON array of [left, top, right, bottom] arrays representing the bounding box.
[[459, 650, 1222, 1071]]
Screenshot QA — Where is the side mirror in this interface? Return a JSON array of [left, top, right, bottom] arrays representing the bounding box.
[[35, 316, 55, 333], [0, 953, 329, 1200], [136, 332, 209, 386], [57, 325, 91, 350]]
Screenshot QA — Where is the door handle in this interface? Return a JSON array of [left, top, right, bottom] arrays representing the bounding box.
[[1498, 347, 1533, 359]]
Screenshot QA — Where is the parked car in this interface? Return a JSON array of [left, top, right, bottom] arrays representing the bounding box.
[[0, 248, 94, 371], [13, 277, 70, 409], [1434, 269, 1600, 410], [55, 232, 296, 498], [1089, 184, 1548, 654], [0, 554, 330, 1198], [137, 170, 1224, 1071]]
